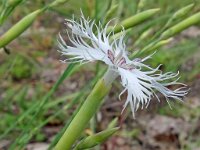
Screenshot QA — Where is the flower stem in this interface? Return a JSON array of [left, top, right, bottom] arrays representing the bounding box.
[[55, 69, 117, 150]]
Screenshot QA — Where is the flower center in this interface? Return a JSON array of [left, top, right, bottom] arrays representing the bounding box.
[[107, 50, 135, 70]]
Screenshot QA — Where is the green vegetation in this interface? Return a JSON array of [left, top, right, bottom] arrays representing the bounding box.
[[0, 0, 200, 149]]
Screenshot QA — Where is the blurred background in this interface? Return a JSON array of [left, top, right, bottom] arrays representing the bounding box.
[[0, 0, 200, 149]]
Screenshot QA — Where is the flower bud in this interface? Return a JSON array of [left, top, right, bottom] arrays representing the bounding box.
[[134, 28, 152, 46], [75, 127, 119, 150], [161, 11, 200, 40], [164, 3, 194, 28], [49, 0, 70, 8], [0, 8, 45, 48], [137, 0, 147, 12], [107, 8, 160, 34], [173, 3, 194, 19], [146, 38, 172, 52]]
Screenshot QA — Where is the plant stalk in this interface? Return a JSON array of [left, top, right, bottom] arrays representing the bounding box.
[[55, 69, 117, 150]]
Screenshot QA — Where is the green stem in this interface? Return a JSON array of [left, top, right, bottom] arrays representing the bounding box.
[[55, 69, 117, 150]]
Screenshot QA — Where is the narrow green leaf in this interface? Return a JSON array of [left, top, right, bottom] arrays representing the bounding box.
[[104, 4, 118, 23], [2, 64, 77, 145], [108, 117, 118, 129], [0, 0, 25, 25]]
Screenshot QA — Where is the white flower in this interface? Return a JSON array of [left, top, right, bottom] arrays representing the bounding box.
[[58, 14, 188, 117]]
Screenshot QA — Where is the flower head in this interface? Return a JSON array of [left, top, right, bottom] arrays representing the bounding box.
[[58, 14, 188, 117]]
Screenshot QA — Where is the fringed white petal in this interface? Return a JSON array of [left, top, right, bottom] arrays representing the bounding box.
[[58, 14, 129, 66], [118, 66, 188, 118], [118, 68, 153, 118]]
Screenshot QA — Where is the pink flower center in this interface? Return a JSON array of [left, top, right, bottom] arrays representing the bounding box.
[[107, 50, 135, 70]]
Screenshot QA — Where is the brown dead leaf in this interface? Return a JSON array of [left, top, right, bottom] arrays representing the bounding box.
[[143, 115, 191, 150], [26, 143, 49, 150]]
